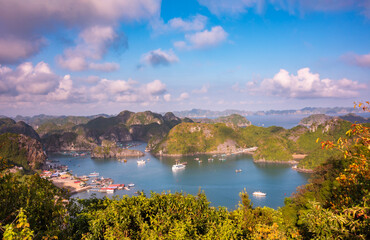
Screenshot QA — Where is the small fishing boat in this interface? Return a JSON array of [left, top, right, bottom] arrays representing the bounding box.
[[235, 169, 242, 173], [89, 172, 99, 177], [253, 191, 266, 196], [172, 163, 186, 171], [128, 183, 135, 187]]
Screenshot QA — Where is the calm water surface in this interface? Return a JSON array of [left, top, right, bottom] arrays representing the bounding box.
[[50, 142, 310, 210]]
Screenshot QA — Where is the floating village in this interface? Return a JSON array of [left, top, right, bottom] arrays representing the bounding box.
[[41, 143, 143, 195]]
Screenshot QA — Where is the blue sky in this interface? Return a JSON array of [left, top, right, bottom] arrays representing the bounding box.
[[0, 0, 369, 116]]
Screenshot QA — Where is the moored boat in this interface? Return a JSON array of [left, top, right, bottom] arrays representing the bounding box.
[[253, 191, 266, 196], [137, 160, 146, 165], [235, 169, 242, 173], [172, 163, 186, 171], [89, 172, 99, 177]]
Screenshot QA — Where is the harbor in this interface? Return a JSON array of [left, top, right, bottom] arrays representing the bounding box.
[[46, 141, 310, 209]]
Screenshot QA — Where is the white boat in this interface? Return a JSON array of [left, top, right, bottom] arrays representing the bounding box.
[[137, 160, 146, 165], [89, 172, 99, 177], [235, 169, 242, 173], [172, 163, 186, 171], [128, 183, 135, 187], [253, 191, 266, 196]]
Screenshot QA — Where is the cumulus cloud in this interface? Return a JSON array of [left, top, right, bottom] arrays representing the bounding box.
[[175, 26, 228, 50], [192, 84, 209, 94], [146, 79, 167, 95], [250, 67, 366, 98], [90, 78, 168, 104], [178, 92, 189, 101], [141, 49, 179, 67], [0, 0, 160, 63], [0, 60, 169, 107], [0, 61, 59, 96], [152, 14, 208, 34], [342, 52, 370, 68], [57, 26, 120, 71], [163, 93, 171, 102]]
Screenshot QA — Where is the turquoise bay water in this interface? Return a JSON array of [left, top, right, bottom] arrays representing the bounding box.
[[51, 142, 310, 210]]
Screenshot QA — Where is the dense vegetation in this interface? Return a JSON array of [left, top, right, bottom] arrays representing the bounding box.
[[0, 104, 369, 239], [154, 117, 361, 169], [0, 133, 46, 172], [153, 122, 247, 154], [0, 133, 28, 171]]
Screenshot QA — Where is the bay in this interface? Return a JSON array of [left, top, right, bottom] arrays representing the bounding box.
[[50, 142, 310, 210]]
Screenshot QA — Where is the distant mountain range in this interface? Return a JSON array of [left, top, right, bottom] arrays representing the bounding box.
[[172, 107, 365, 118]]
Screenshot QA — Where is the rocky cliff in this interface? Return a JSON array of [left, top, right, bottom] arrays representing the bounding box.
[[298, 114, 333, 127], [0, 133, 47, 171]]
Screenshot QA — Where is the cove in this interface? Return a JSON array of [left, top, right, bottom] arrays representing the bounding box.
[[50, 141, 310, 210]]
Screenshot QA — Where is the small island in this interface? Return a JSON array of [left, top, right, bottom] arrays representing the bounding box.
[[91, 140, 144, 159]]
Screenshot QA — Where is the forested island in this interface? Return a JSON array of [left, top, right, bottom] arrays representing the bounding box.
[[0, 104, 369, 239]]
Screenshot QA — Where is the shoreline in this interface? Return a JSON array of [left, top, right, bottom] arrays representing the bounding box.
[[253, 159, 298, 164], [153, 148, 258, 157], [50, 176, 90, 194], [295, 167, 315, 173]]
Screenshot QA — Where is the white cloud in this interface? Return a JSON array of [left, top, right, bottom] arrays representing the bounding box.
[[90, 78, 168, 104], [253, 67, 367, 98], [178, 92, 189, 100], [146, 79, 167, 95], [169, 15, 207, 32], [192, 84, 209, 94], [342, 52, 370, 68], [0, 61, 59, 95], [0, 0, 161, 64], [163, 93, 171, 102], [57, 26, 120, 72], [152, 14, 208, 34], [175, 26, 228, 50], [47, 75, 73, 101], [0, 61, 169, 107], [141, 49, 179, 67]]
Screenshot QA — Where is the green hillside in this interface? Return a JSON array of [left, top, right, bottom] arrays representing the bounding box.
[[153, 122, 247, 154]]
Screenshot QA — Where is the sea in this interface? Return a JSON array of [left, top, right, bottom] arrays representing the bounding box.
[[49, 114, 327, 210]]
